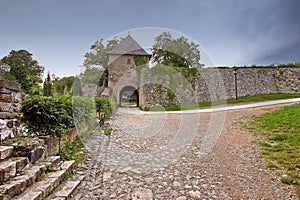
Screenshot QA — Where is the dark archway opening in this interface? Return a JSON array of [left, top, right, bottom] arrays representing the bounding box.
[[120, 86, 139, 107]]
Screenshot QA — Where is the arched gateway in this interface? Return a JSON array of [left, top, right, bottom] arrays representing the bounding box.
[[119, 86, 139, 107], [107, 35, 150, 107]]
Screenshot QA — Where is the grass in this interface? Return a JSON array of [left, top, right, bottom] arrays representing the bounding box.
[[104, 128, 113, 136], [121, 101, 138, 106], [147, 93, 300, 111], [59, 122, 99, 165], [248, 103, 300, 197]]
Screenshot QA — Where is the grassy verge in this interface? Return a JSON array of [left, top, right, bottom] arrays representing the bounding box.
[[148, 93, 300, 111], [248, 103, 300, 197], [121, 102, 138, 106], [59, 122, 99, 165]]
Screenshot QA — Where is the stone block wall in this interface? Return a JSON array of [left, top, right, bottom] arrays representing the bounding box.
[[0, 80, 23, 142], [39, 122, 89, 156], [139, 68, 300, 109]]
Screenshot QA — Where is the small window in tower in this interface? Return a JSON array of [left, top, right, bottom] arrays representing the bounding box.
[[127, 58, 131, 64]]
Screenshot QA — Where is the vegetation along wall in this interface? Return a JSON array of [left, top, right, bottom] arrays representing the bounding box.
[[139, 67, 300, 110]]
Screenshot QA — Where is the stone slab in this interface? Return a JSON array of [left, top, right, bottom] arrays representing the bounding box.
[[0, 119, 7, 129], [0, 179, 26, 199], [0, 80, 20, 92], [0, 146, 13, 160], [41, 156, 61, 169], [12, 165, 44, 187], [33, 178, 57, 198], [0, 94, 12, 103], [11, 157, 29, 172], [12, 190, 43, 200], [12, 138, 46, 164], [47, 170, 66, 185], [0, 160, 16, 181], [51, 197, 67, 200], [0, 130, 13, 142], [60, 160, 75, 171], [52, 180, 80, 199], [14, 169, 70, 199], [0, 103, 14, 112]]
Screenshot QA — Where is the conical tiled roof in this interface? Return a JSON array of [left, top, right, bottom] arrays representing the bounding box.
[[108, 35, 150, 56]]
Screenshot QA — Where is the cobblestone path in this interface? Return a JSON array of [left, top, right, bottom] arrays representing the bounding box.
[[71, 104, 297, 199]]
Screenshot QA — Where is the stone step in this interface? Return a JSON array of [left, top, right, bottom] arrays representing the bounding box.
[[0, 157, 29, 184], [40, 156, 61, 171], [0, 156, 65, 199], [12, 138, 47, 164], [49, 180, 81, 200], [0, 164, 45, 199], [11, 160, 75, 200], [0, 146, 13, 160]]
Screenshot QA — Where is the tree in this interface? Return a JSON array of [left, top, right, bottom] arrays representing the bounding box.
[[0, 50, 44, 94], [82, 38, 119, 86], [72, 77, 83, 96], [53, 76, 75, 96], [43, 72, 53, 96], [152, 32, 201, 68]]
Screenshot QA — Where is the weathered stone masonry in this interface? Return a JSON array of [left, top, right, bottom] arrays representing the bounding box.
[[139, 68, 300, 109], [105, 35, 300, 110], [0, 80, 23, 142]]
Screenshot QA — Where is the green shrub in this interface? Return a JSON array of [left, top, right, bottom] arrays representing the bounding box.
[[72, 96, 96, 126], [20, 96, 74, 137], [20, 95, 96, 137], [95, 97, 112, 118]]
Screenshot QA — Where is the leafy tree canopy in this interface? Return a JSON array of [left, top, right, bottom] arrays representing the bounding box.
[[152, 32, 201, 68], [82, 38, 119, 86], [0, 50, 44, 94], [83, 38, 119, 69], [53, 76, 75, 96]]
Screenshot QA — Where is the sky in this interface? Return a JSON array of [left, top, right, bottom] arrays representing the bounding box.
[[0, 0, 299, 78]]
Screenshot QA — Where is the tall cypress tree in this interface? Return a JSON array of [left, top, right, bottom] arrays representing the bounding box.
[[43, 72, 53, 96]]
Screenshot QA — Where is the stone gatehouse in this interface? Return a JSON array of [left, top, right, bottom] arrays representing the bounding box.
[[107, 35, 150, 107], [106, 36, 300, 110]]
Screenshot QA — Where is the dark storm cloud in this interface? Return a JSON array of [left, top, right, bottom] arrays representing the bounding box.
[[0, 0, 299, 76], [183, 0, 300, 65], [228, 0, 300, 64]]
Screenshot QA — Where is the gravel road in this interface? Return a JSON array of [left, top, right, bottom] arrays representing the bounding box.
[[71, 103, 297, 199]]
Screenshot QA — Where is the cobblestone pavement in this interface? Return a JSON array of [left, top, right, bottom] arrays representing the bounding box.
[[71, 103, 297, 199]]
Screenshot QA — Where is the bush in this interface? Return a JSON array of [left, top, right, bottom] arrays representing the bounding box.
[[95, 97, 112, 118], [20, 95, 96, 137], [20, 96, 73, 137], [72, 96, 96, 126]]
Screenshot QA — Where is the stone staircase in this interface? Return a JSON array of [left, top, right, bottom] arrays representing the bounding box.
[[0, 144, 79, 200]]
